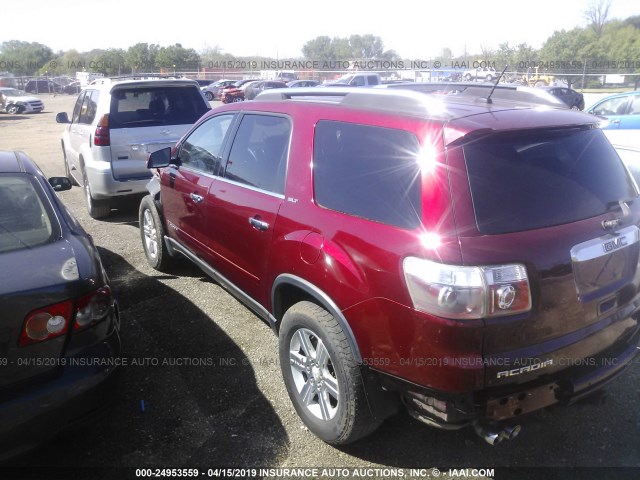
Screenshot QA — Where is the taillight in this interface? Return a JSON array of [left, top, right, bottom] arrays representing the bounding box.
[[94, 114, 110, 146], [19, 300, 73, 346], [19, 286, 113, 346], [403, 257, 531, 320], [75, 286, 112, 330]]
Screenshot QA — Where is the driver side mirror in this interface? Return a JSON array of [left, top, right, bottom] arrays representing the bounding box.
[[48, 176, 72, 192], [147, 147, 179, 168]]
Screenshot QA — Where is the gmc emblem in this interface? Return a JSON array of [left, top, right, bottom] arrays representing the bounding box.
[[603, 237, 627, 252]]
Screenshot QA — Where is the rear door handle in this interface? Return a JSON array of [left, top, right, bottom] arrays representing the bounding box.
[[190, 193, 204, 203], [249, 217, 269, 231]]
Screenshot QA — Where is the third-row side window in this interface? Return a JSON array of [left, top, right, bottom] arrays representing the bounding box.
[[313, 120, 422, 229]]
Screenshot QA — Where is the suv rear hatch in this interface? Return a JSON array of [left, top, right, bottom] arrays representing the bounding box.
[[108, 82, 209, 180], [446, 123, 640, 391]]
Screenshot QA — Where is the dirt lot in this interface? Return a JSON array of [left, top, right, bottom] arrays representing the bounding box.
[[0, 94, 639, 480]]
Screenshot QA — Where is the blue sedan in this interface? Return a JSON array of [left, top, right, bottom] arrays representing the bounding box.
[[587, 90, 640, 129], [0, 151, 121, 459]]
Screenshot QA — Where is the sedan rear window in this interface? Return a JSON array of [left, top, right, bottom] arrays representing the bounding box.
[[463, 127, 637, 235], [0, 175, 58, 253], [109, 86, 209, 128]]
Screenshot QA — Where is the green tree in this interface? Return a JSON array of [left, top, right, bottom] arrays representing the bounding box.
[[125, 43, 160, 72], [0, 40, 54, 76], [156, 43, 201, 71]]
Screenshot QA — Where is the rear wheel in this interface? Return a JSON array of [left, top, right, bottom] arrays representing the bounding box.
[[139, 195, 173, 271], [279, 301, 380, 445], [83, 170, 110, 219], [233, 97, 243, 103]]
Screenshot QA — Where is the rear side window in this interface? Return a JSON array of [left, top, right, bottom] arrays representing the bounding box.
[[79, 90, 100, 124], [463, 128, 637, 235], [313, 121, 422, 229], [109, 86, 209, 128], [225, 114, 290, 194], [0, 175, 58, 253]]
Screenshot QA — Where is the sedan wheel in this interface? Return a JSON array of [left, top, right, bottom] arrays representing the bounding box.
[[279, 301, 381, 444], [205, 92, 214, 101]]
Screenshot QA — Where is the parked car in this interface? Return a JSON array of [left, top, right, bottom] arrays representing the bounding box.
[[586, 90, 640, 129], [539, 86, 585, 110], [0, 87, 45, 113], [244, 81, 288, 100], [56, 78, 210, 218], [63, 81, 82, 95], [287, 80, 320, 88], [201, 79, 236, 101], [0, 150, 121, 460], [140, 87, 640, 446], [220, 79, 258, 103], [322, 73, 381, 87], [24, 79, 64, 94], [462, 66, 497, 81]]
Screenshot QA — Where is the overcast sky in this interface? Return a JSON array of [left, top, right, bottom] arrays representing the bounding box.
[[3, 0, 638, 59]]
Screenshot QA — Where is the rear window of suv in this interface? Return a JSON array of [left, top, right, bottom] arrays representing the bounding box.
[[463, 127, 637, 235], [313, 120, 422, 229], [109, 86, 209, 129]]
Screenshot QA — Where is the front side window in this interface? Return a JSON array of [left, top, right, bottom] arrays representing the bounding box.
[[313, 121, 422, 229], [225, 115, 291, 195], [593, 96, 629, 116], [71, 92, 85, 123], [180, 115, 234, 174], [0, 174, 58, 254]]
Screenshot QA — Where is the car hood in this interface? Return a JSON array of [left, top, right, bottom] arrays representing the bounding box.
[[3, 93, 40, 102]]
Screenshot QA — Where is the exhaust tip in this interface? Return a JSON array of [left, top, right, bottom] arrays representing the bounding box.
[[474, 421, 521, 445]]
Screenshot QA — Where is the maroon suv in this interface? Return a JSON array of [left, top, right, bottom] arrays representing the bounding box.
[[139, 87, 640, 446]]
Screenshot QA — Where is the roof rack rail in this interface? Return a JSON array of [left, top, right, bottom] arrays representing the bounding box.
[[89, 74, 192, 85], [376, 81, 566, 108], [255, 87, 450, 118]]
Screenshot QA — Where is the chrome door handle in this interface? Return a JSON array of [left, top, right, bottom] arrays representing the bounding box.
[[249, 217, 269, 231], [190, 193, 204, 203]]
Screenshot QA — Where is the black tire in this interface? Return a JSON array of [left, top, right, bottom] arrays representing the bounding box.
[[139, 195, 173, 271], [279, 301, 380, 445], [205, 91, 214, 101], [62, 146, 79, 186], [7, 104, 20, 114], [82, 170, 110, 219]]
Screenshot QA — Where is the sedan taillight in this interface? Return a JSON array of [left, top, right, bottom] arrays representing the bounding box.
[[19, 300, 73, 346], [75, 286, 112, 330], [19, 286, 112, 346]]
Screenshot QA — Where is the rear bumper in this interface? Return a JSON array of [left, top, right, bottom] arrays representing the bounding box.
[[0, 328, 121, 460], [86, 161, 150, 199], [389, 326, 640, 428]]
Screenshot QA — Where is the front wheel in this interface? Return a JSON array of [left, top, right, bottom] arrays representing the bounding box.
[[279, 301, 380, 445], [6, 104, 21, 114], [205, 91, 214, 101], [139, 195, 173, 271]]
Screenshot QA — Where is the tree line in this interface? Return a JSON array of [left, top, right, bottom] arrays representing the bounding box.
[[1, 10, 638, 82]]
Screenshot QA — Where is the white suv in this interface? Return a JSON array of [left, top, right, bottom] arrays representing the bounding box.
[[463, 66, 497, 82], [56, 79, 210, 218]]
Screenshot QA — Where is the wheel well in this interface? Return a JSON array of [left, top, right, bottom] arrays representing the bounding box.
[[272, 283, 318, 331]]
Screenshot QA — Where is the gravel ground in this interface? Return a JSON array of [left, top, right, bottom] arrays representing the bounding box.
[[0, 94, 639, 480]]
